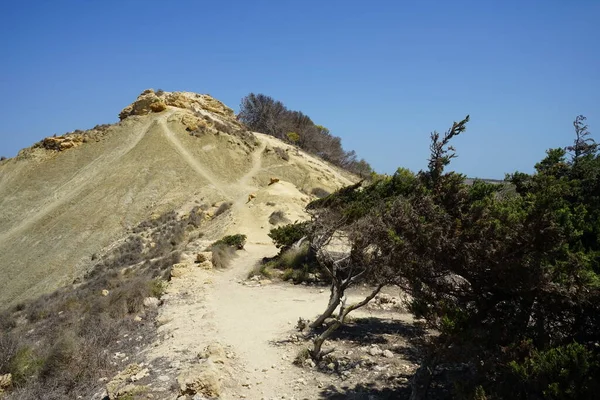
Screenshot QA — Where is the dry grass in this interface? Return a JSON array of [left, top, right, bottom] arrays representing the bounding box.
[[210, 244, 237, 269], [214, 201, 233, 216], [269, 210, 290, 225], [0, 208, 204, 399]]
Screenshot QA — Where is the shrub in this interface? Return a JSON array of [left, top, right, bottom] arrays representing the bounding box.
[[149, 278, 167, 298], [268, 210, 289, 225], [214, 201, 232, 216], [8, 346, 43, 386], [212, 234, 247, 249], [248, 263, 273, 279], [506, 342, 600, 399], [278, 244, 309, 270], [286, 132, 300, 144], [0, 333, 18, 373], [268, 222, 309, 250], [282, 268, 294, 281], [211, 244, 237, 269], [273, 147, 289, 161]]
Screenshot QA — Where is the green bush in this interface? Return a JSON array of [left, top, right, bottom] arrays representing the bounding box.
[[506, 342, 600, 400], [212, 234, 247, 249], [9, 346, 43, 386], [268, 222, 309, 250], [277, 244, 310, 270]]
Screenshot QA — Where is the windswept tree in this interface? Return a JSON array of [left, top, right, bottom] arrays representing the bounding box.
[[288, 114, 600, 399], [379, 115, 600, 399]]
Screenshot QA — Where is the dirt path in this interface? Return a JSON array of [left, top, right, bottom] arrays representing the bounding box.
[[208, 243, 331, 399], [144, 122, 415, 399], [161, 117, 229, 197]]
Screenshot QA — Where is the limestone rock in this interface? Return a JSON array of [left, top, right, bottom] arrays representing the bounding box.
[[0, 373, 12, 392], [198, 343, 226, 364], [177, 361, 221, 397], [196, 252, 212, 264], [180, 113, 207, 132], [171, 263, 190, 278], [41, 134, 84, 152], [106, 364, 148, 399], [382, 349, 394, 358], [119, 89, 167, 120], [120, 89, 237, 121], [368, 344, 383, 356], [143, 296, 160, 309]]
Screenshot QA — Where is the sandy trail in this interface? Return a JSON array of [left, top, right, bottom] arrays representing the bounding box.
[[208, 243, 330, 399], [146, 122, 401, 398], [161, 117, 229, 198]]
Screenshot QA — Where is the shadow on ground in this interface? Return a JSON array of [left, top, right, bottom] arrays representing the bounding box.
[[319, 382, 412, 399]]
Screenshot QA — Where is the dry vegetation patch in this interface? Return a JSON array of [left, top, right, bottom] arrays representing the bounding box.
[[0, 208, 209, 399]]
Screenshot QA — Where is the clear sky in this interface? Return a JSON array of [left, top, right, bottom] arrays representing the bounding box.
[[0, 1, 598, 178]]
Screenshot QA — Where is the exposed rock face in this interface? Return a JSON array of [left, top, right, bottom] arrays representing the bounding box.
[[196, 252, 213, 269], [177, 360, 221, 397], [118, 89, 167, 120], [41, 134, 84, 151], [119, 89, 236, 121]]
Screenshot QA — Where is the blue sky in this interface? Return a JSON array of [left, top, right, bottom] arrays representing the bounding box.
[[0, 0, 598, 178]]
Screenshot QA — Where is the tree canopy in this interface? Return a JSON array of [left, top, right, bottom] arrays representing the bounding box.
[[279, 115, 600, 399], [238, 93, 373, 177]]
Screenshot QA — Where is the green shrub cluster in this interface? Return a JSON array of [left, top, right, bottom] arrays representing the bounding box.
[[211, 234, 247, 249], [268, 222, 309, 250], [299, 115, 600, 398]]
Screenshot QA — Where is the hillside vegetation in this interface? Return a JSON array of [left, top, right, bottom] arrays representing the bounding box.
[[238, 93, 373, 177], [268, 115, 600, 399]]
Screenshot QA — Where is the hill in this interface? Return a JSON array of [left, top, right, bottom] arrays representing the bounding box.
[[0, 89, 355, 308]]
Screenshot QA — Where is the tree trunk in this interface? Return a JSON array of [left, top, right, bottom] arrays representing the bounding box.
[[410, 355, 437, 400], [310, 284, 384, 360], [309, 282, 342, 329], [310, 319, 341, 360]]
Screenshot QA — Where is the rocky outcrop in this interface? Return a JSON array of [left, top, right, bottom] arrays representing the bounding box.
[[177, 360, 221, 398], [41, 134, 84, 151], [118, 89, 167, 120], [176, 343, 227, 397], [119, 89, 236, 121], [170, 262, 190, 278]]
